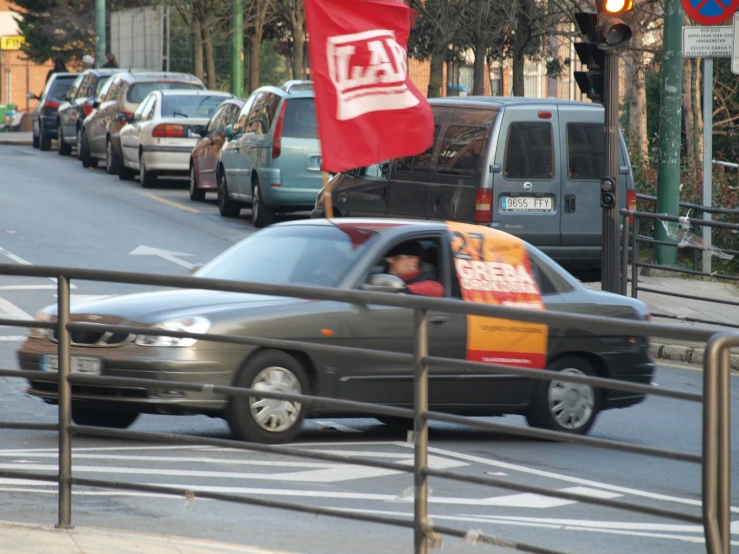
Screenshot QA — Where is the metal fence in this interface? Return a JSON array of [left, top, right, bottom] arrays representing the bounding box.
[[0, 262, 734, 554], [620, 198, 739, 329]]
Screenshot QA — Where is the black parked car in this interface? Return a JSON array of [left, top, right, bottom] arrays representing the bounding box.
[[56, 69, 123, 157], [29, 72, 78, 151]]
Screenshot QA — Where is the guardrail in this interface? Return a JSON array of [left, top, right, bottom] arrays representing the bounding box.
[[621, 200, 739, 329], [0, 262, 734, 554]]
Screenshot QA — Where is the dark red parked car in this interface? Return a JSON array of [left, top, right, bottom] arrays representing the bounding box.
[[189, 97, 246, 201]]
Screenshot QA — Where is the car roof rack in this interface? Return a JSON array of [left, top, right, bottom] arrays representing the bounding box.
[[281, 80, 313, 92]]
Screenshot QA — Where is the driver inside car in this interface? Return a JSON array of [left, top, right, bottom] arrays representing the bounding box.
[[385, 242, 444, 298]]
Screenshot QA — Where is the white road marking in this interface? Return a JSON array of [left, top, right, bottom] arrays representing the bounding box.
[[0, 246, 32, 265], [130, 245, 196, 270], [0, 298, 32, 321], [322, 507, 739, 545], [314, 420, 363, 433], [0, 285, 58, 291], [0, 445, 213, 455], [402, 444, 739, 514], [0, 336, 25, 341]]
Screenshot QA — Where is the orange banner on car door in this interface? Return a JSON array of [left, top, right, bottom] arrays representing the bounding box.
[[446, 221, 548, 369]]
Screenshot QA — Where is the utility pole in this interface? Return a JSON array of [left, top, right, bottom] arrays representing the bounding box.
[[95, 0, 105, 68], [230, 0, 244, 97], [655, 0, 684, 266]]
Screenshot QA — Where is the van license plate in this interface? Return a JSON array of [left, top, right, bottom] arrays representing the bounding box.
[[41, 354, 102, 375], [501, 197, 553, 212]]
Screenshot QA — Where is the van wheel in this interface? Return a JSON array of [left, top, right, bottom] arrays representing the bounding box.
[[526, 356, 601, 436], [218, 173, 240, 217], [79, 130, 98, 168], [226, 350, 309, 444], [58, 123, 72, 156], [106, 138, 122, 175], [71, 405, 139, 429], [251, 178, 276, 228], [32, 131, 40, 149]]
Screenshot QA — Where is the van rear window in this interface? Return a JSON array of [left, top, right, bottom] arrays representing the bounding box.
[[504, 122, 553, 179], [281, 98, 317, 139], [567, 123, 603, 180], [436, 125, 487, 176]]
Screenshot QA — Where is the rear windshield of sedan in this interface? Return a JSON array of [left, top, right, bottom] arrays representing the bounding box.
[[161, 95, 227, 119], [196, 225, 378, 288], [282, 98, 317, 139], [127, 82, 202, 103], [49, 77, 75, 101]]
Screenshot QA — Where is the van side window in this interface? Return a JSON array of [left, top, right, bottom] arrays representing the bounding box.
[[436, 125, 487, 176], [567, 123, 603, 180], [396, 125, 439, 173], [504, 122, 553, 179]]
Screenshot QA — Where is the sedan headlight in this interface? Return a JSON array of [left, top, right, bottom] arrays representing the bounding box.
[[29, 310, 53, 339], [134, 316, 211, 347]]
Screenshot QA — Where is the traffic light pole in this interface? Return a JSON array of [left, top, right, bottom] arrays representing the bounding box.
[[95, 0, 105, 69], [601, 51, 621, 294], [230, 0, 244, 97]]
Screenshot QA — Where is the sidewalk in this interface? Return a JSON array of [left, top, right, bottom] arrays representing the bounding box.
[[0, 520, 299, 554], [0, 132, 32, 146], [585, 274, 739, 369]]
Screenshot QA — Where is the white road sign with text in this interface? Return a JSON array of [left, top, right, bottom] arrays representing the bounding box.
[[683, 26, 733, 58]]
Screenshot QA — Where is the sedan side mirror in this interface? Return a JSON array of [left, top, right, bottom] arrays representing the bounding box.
[[93, 101, 100, 109], [360, 274, 407, 293], [115, 112, 130, 123], [26, 92, 38, 100], [223, 124, 235, 140], [190, 125, 205, 137]]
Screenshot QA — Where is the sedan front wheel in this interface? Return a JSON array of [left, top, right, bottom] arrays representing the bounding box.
[[227, 350, 309, 444], [526, 356, 600, 435]]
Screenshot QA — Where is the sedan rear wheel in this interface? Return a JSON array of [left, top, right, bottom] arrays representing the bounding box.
[[227, 350, 309, 444], [106, 138, 122, 175], [39, 126, 51, 151], [71, 404, 139, 429], [189, 163, 205, 201], [79, 130, 98, 168], [526, 356, 600, 435]]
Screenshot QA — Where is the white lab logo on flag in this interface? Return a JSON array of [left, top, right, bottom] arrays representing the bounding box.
[[327, 29, 420, 121]]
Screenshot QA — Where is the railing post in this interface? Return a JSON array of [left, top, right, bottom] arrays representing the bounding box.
[[631, 214, 639, 298], [702, 335, 722, 554], [413, 308, 429, 554], [56, 276, 73, 529], [718, 345, 731, 554], [621, 213, 629, 296]]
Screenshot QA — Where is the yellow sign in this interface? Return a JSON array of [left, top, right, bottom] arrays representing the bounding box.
[[1, 36, 25, 51], [447, 221, 549, 369]]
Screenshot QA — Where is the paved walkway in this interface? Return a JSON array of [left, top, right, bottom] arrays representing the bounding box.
[[0, 520, 298, 554], [0, 132, 32, 146]]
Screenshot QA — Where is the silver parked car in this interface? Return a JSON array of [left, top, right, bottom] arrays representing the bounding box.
[[17, 220, 654, 444]]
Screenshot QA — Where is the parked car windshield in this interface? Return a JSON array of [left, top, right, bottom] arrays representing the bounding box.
[[161, 95, 227, 119], [282, 98, 317, 139], [127, 82, 202, 103], [196, 225, 378, 287], [49, 77, 75, 101]]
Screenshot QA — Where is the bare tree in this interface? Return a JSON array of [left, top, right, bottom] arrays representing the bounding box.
[[246, 0, 276, 92], [275, 0, 305, 80]]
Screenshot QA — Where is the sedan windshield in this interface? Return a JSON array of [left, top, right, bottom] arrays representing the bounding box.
[[161, 95, 227, 119], [196, 225, 378, 288]]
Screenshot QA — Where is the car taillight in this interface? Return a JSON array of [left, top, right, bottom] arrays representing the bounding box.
[[82, 102, 95, 116], [627, 189, 636, 224], [272, 100, 288, 159], [474, 189, 493, 223], [41, 100, 60, 115], [152, 124, 184, 138]]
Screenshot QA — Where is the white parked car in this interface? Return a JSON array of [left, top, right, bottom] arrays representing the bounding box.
[[118, 89, 234, 187]]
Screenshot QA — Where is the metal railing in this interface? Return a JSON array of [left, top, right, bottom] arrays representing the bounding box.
[[621, 198, 739, 329], [0, 262, 734, 554]]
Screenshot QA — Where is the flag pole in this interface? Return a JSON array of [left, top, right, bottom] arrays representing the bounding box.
[[321, 170, 334, 219]]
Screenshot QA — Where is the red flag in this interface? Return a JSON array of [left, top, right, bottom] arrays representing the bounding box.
[[304, 0, 434, 174]]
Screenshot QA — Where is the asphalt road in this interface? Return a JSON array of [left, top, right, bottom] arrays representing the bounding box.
[[0, 144, 738, 554]]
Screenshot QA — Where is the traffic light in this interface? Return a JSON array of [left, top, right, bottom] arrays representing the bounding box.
[[574, 12, 604, 103], [597, 0, 634, 48]]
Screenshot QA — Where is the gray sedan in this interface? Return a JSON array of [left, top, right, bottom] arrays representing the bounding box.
[[17, 220, 654, 443]]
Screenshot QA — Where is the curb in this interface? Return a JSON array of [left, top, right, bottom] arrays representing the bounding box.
[[651, 342, 739, 370], [0, 140, 32, 146]]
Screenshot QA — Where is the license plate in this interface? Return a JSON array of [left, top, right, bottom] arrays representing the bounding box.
[[501, 196, 553, 212], [41, 355, 101, 375]]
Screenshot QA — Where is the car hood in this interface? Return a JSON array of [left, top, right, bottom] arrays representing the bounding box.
[[44, 289, 305, 324]]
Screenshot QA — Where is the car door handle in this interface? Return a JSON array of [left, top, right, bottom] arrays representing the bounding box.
[[430, 316, 450, 328]]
